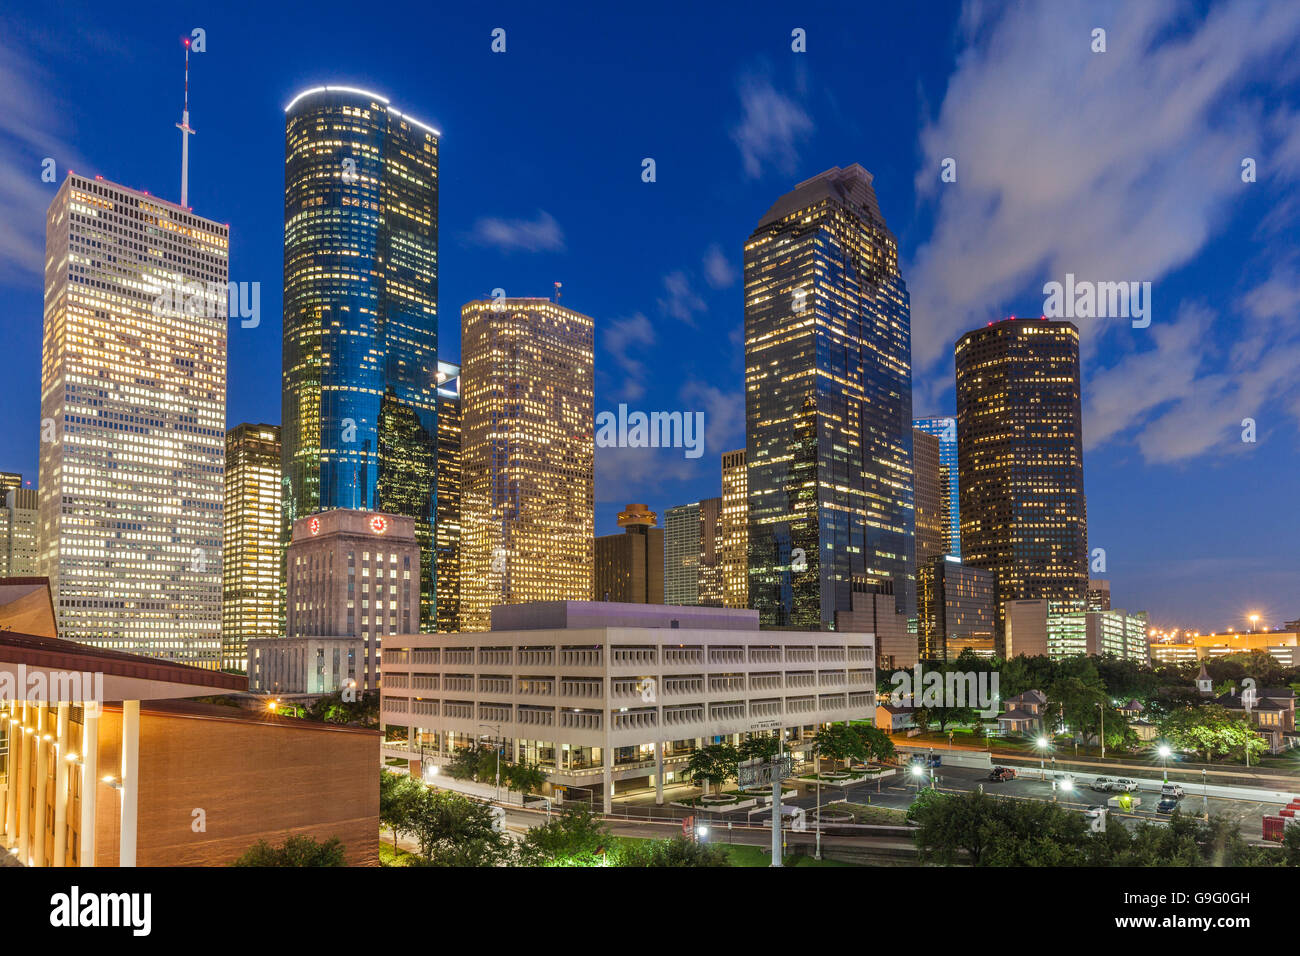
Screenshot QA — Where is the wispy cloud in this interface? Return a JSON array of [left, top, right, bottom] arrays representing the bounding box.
[[908, 0, 1300, 462], [602, 312, 656, 401], [702, 243, 737, 289], [731, 74, 814, 179], [467, 209, 564, 253], [0, 32, 87, 280], [657, 270, 707, 325]]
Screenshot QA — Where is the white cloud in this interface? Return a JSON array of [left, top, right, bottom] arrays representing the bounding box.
[[703, 243, 737, 289], [658, 270, 707, 325], [467, 210, 564, 253], [731, 74, 814, 179], [602, 312, 656, 401]]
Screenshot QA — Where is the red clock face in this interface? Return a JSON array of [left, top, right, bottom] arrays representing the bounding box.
[[370, 515, 388, 534], [308, 517, 320, 535]]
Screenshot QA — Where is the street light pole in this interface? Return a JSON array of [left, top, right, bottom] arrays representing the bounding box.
[[1097, 702, 1105, 760], [814, 743, 822, 861]]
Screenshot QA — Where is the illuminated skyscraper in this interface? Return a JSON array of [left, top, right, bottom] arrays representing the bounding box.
[[459, 298, 594, 631], [1, 487, 39, 577], [435, 361, 461, 631], [912, 428, 945, 564], [665, 498, 722, 607], [916, 555, 995, 660], [913, 416, 960, 557], [954, 318, 1088, 644], [281, 86, 440, 629], [38, 174, 228, 663], [720, 448, 748, 609], [222, 424, 282, 671], [744, 165, 915, 629]]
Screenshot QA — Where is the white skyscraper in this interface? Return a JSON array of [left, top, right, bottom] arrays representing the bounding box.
[[37, 173, 229, 665]]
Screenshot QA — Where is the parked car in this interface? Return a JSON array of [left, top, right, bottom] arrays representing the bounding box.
[[1091, 776, 1141, 793], [1114, 778, 1141, 792], [1156, 796, 1179, 814], [1091, 776, 1118, 792], [1161, 783, 1185, 799], [989, 766, 1016, 782]]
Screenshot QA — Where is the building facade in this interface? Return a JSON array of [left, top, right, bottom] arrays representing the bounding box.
[[1003, 598, 1148, 662], [744, 165, 915, 629], [917, 555, 996, 660], [720, 449, 748, 609], [913, 416, 960, 558], [1, 488, 39, 577], [458, 298, 595, 631], [38, 174, 228, 664], [665, 498, 723, 607], [955, 318, 1088, 647], [593, 504, 664, 604], [281, 86, 441, 630], [222, 424, 282, 672], [912, 428, 946, 564], [247, 635, 362, 695], [379, 601, 875, 811], [284, 509, 419, 690], [435, 361, 461, 632]]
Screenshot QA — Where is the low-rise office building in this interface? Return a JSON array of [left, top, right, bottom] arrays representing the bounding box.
[[1004, 599, 1148, 662], [380, 601, 875, 810], [247, 635, 363, 695]]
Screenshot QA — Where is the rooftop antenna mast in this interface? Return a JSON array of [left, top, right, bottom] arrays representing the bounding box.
[[176, 36, 195, 208], [554, 281, 562, 303]]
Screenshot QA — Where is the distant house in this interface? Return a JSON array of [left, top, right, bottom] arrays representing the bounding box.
[[1130, 718, 1158, 742], [998, 689, 1047, 735], [1213, 685, 1300, 754], [1117, 699, 1144, 718], [875, 702, 917, 734]]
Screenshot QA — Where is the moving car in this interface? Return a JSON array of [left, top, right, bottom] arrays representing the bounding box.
[[988, 766, 1017, 782], [1161, 783, 1185, 798]]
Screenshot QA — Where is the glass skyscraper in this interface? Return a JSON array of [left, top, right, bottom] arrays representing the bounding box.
[[281, 86, 440, 629], [744, 164, 915, 630], [954, 318, 1089, 645], [913, 416, 961, 558]]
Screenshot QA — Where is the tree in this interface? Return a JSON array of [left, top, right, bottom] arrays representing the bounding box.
[[519, 806, 610, 866], [860, 724, 896, 763], [612, 837, 730, 867], [1158, 705, 1267, 764], [233, 835, 346, 866], [443, 745, 484, 781], [504, 761, 547, 795], [814, 724, 864, 770], [302, 690, 380, 727], [379, 771, 423, 849], [739, 734, 780, 761], [684, 742, 739, 793], [406, 789, 513, 866], [912, 707, 932, 734]]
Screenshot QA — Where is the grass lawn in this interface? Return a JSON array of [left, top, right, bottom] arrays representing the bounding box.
[[721, 844, 857, 867], [834, 803, 910, 825], [379, 841, 421, 866]]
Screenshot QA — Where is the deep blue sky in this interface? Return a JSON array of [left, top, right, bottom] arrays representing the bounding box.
[[2, 0, 1298, 632]]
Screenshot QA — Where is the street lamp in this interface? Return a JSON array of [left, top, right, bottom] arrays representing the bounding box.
[[1036, 736, 1049, 781], [812, 743, 823, 860], [1249, 613, 1260, 633], [1157, 743, 1172, 782], [911, 763, 925, 792]]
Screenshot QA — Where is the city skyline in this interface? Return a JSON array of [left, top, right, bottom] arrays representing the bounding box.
[[0, 2, 1297, 631]]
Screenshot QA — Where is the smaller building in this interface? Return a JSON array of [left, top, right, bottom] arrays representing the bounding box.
[[1213, 685, 1299, 754], [1004, 599, 1149, 662], [875, 702, 916, 733], [917, 556, 995, 660], [593, 504, 664, 604], [835, 584, 915, 670], [0, 488, 38, 577], [998, 689, 1047, 735], [248, 635, 363, 695]]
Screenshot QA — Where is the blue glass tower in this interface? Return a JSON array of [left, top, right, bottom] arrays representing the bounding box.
[[282, 87, 440, 627], [913, 416, 961, 558]]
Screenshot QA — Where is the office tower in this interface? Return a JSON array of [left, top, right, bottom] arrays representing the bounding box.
[[0, 474, 21, 497], [912, 428, 945, 564], [916, 555, 995, 660], [665, 498, 722, 606], [745, 165, 914, 630], [284, 509, 418, 690], [1087, 578, 1111, 612], [664, 502, 700, 605], [435, 362, 461, 632], [1, 488, 39, 576], [593, 504, 664, 603], [955, 318, 1088, 646], [222, 424, 282, 671], [720, 449, 749, 609], [38, 174, 228, 662], [459, 297, 595, 631], [913, 416, 960, 557], [835, 583, 913, 670], [281, 86, 440, 630]]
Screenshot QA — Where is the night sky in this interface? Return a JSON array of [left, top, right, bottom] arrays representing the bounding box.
[[2, 0, 1298, 631]]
